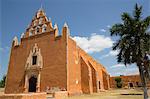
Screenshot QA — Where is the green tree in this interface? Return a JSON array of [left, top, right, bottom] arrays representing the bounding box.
[[0, 75, 6, 88], [115, 77, 122, 88], [110, 4, 150, 99]]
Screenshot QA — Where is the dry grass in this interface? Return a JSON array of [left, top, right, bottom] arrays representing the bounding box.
[[65, 89, 144, 99], [0, 88, 145, 99]]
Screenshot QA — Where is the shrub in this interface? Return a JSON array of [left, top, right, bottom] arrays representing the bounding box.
[[115, 77, 122, 88], [0, 75, 6, 88]]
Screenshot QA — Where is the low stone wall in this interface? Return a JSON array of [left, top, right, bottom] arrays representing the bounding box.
[[0, 92, 46, 99], [54, 91, 68, 99]]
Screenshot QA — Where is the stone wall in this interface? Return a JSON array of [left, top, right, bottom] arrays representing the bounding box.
[[5, 31, 67, 93], [110, 75, 142, 88], [67, 38, 110, 94], [80, 57, 90, 94], [54, 91, 68, 99], [67, 38, 82, 95], [0, 92, 46, 99], [5, 23, 110, 95]]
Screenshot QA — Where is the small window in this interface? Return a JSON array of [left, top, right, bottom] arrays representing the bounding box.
[[99, 81, 101, 89], [35, 27, 40, 34], [37, 28, 39, 33], [39, 18, 43, 24], [29, 31, 32, 36], [42, 27, 46, 32], [42, 24, 47, 32], [32, 56, 37, 65], [44, 27, 46, 31], [34, 20, 37, 26]]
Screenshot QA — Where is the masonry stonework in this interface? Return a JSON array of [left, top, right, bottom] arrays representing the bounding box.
[[110, 75, 150, 89], [5, 8, 110, 95]]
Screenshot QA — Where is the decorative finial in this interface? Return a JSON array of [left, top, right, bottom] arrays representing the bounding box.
[[13, 36, 18, 41], [40, 3, 43, 10], [27, 24, 30, 29], [13, 36, 19, 46], [39, 0, 43, 11], [49, 17, 52, 21], [63, 22, 70, 36], [54, 23, 58, 29], [64, 22, 68, 28], [21, 33, 25, 38]]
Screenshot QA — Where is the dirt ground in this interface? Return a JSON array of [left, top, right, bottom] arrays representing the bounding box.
[[1, 88, 149, 99], [0, 88, 4, 94], [65, 89, 144, 99]]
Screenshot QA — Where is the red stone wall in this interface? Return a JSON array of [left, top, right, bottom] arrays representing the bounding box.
[[54, 91, 68, 99], [67, 38, 82, 95], [110, 75, 142, 88], [89, 62, 97, 92], [102, 70, 109, 90], [0, 93, 46, 99], [5, 31, 67, 93], [68, 38, 110, 94], [5, 31, 110, 94], [80, 57, 90, 94], [78, 48, 110, 91]]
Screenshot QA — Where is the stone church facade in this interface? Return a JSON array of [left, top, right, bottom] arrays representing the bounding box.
[[5, 8, 110, 95]]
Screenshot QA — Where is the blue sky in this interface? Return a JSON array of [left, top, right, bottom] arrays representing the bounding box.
[[0, 0, 150, 80]]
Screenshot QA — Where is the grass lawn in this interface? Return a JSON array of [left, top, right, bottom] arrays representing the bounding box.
[[65, 89, 143, 99]]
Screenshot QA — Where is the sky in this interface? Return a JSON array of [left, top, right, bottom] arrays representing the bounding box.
[[0, 0, 150, 80]]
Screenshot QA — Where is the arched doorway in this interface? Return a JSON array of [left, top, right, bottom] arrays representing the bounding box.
[[129, 82, 133, 88], [29, 76, 37, 92]]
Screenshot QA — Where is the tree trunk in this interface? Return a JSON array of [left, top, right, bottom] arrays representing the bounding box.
[[138, 64, 148, 99]]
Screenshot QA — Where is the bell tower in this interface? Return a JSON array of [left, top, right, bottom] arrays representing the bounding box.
[[62, 22, 70, 41], [22, 8, 53, 38]]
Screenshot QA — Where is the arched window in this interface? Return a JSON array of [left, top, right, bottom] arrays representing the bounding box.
[[32, 55, 37, 65], [29, 31, 32, 36], [35, 26, 40, 34], [34, 20, 37, 26], [42, 24, 47, 32], [39, 18, 43, 24], [29, 28, 33, 36], [25, 43, 43, 69], [37, 11, 41, 18]]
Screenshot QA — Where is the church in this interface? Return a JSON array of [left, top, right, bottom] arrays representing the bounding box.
[[5, 8, 110, 95]]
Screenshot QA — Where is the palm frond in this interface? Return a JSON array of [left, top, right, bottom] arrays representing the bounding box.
[[143, 16, 150, 30], [110, 24, 124, 36], [121, 12, 133, 24], [134, 3, 142, 21]]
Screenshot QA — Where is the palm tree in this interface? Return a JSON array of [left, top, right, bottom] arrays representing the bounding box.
[[110, 4, 150, 99]]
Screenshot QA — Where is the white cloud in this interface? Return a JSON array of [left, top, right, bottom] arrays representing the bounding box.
[[72, 33, 114, 53], [111, 64, 125, 68], [109, 50, 118, 55], [111, 68, 139, 76], [109, 64, 139, 76], [125, 68, 139, 75], [99, 50, 118, 59], [107, 25, 111, 28], [100, 29, 106, 32]]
